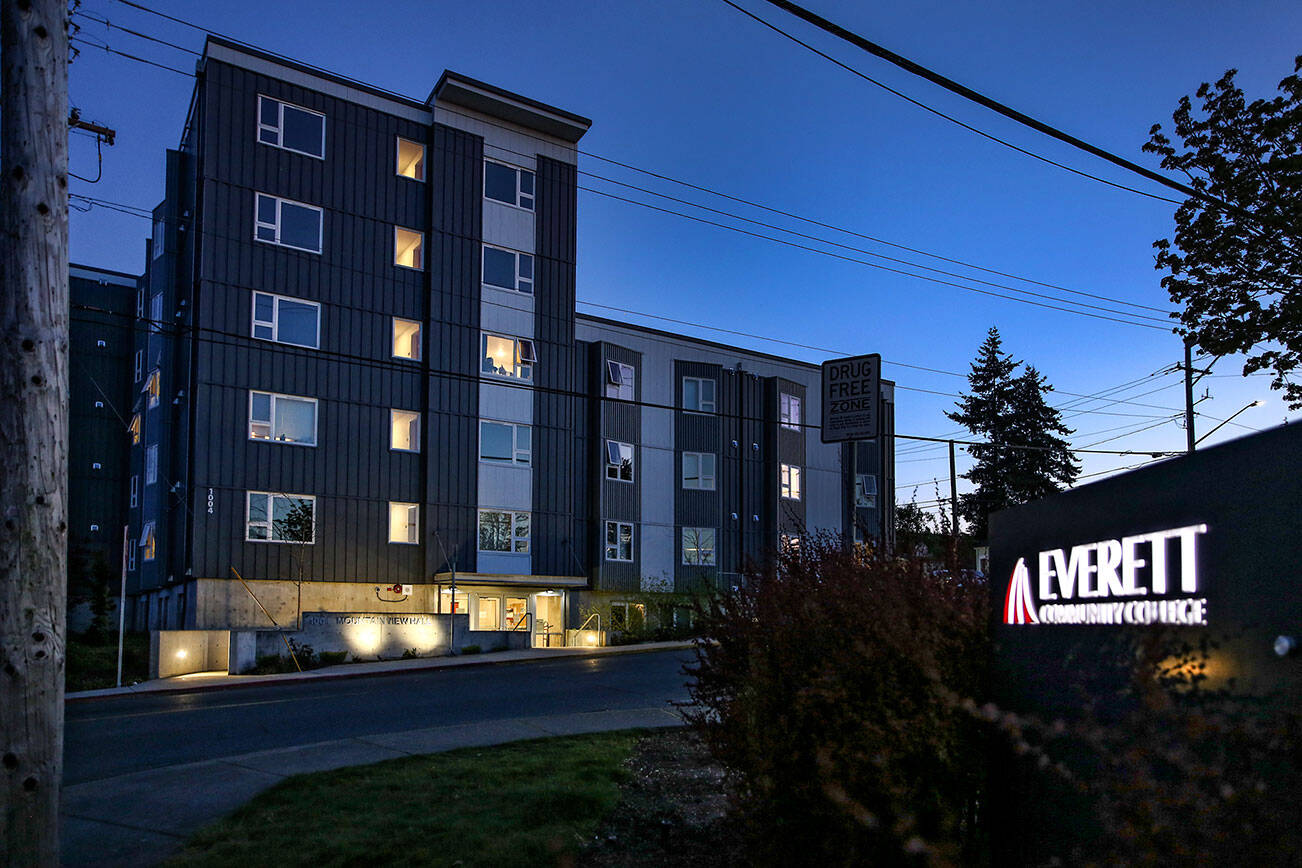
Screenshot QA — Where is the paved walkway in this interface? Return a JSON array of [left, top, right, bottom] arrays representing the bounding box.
[[62, 642, 694, 866]]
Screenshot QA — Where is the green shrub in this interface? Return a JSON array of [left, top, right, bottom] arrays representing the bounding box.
[[317, 650, 347, 666], [459, 644, 481, 655], [685, 534, 989, 864]]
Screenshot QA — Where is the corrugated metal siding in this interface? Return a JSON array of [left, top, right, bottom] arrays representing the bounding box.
[[739, 371, 767, 573], [427, 123, 483, 575], [674, 360, 722, 590], [532, 156, 582, 579], [774, 378, 807, 538], [594, 343, 641, 593]]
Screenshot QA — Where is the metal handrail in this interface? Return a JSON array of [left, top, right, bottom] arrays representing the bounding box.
[[507, 611, 533, 632], [572, 611, 601, 646]]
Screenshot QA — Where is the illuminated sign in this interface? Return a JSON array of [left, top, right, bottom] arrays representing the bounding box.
[[1003, 524, 1209, 627]]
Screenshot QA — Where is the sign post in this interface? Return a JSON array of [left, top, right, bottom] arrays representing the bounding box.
[[821, 353, 881, 443]]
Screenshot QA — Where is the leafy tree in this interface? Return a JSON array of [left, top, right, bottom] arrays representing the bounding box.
[[947, 328, 1079, 540], [1144, 57, 1302, 408], [893, 497, 936, 557]]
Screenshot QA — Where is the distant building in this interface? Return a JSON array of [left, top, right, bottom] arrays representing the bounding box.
[[66, 264, 138, 630], [116, 36, 894, 639]]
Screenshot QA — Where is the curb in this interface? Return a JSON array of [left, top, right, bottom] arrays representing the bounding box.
[[66, 641, 696, 703]]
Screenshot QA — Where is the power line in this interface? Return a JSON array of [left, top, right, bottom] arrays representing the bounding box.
[[79, 3, 1178, 330], [744, 0, 1245, 216], [74, 302, 1183, 458]]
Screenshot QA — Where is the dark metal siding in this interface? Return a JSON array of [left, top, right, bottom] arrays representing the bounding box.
[[674, 361, 723, 591], [532, 156, 583, 578], [596, 343, 642, 592], [773, 378, 807, 539], [187, 59, 445, 584]]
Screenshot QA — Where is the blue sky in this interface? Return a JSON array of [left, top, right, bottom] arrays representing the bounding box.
[[67, 0, 1302, 512]]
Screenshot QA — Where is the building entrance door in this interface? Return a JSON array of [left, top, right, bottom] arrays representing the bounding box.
[[532, 592, 563, 648]]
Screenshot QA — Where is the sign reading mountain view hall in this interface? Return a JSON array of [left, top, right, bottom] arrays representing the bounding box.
[[1004, 523, 1209, 627]]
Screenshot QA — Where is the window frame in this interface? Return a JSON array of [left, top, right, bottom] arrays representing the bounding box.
[[681, 527, 717, 566], [478, 419, 531, 466], [144, 369, 160, 408], [477, 509, 531, 554], [605, 360, 634, 401], [480, 332, 536, 381], [129, 413, 141, 445], [481, 244, 534, 294], [140, 521, 156, 561], [855, 473, 878, 508], [605, 520, 634, 563], [391, 317, 422, 361], [130, 475, 139, 508], [387, 501, 420, 545], [245, 491, 317, 543], [134, 349, 143, 383], [605, 439, 634, 483], [780, 392, 802, 431], [253, 192, 323, 254], [483, 159, 536, 211], [395, 136, 425, 182], [780, 463, 803, 501], [394, 226, 425, 270], [145, 444, 158, 486], [256, 94, 326, 159], [390, 408, 421, 453], [681, 451, 717, 491], [248, 391, 319, 447], [252, 291, 321, 349], [149, 292, 163, 334], [682, 376, 717, 414]]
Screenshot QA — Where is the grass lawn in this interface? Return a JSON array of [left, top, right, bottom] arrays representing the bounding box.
[[65, 632, 150, 692], [169, 730, 644, 868]]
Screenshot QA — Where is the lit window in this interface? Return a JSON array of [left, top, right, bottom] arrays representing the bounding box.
[[682, 377, 716, 413], [394, 227, 424, 270], [481, 333, 535, 380], [475, 596, 502, 631], [781, 464, 802, 501], [605, 360, 634, 401], [252, 291, 320, 348], [144, 369, 161, 408], [483, 160, 535, 210], [254, 192, 323, 253], [606, 440, 634, 482], [149, 293, 163, 334], [152, 218, 165, 260], [482, 245, 533, 294], [392, 317, 422, 360], [390, 409, 420, 452], [140, 522, 156, 561], [129, 413, 141, 445], [505, 597, 527, 629], [682, 527, 716, 566], [248, 391, 318, 445], [855, 474, 878, 508], [130, 475, 139, 508], [388, 502, 419, 544], [246, 492, 316, 543], [605, 520, 634, 562], [145, 444, 158, 485], [682, 452, 716, 491], [478, 510, 530, 554], [780, 393, 801, 431], [256, 95, 325, 158], [479, 420, 531, 465], [396, 137, 425, 181]]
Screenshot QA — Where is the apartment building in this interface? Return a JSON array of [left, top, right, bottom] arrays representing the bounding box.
[[124, 36, 894, 643]]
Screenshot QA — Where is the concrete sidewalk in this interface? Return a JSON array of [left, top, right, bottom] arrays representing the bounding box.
[[68, 639, 696, 701], [62, 704, 686, 867]]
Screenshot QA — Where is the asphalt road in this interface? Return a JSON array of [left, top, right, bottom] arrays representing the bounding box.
[[64, 647, 697, 786]]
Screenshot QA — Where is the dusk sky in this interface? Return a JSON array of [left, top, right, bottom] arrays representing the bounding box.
[[67, 0, 1302, 513]]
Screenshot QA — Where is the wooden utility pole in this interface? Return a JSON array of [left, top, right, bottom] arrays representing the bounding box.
[[2, 0, 70, 864]]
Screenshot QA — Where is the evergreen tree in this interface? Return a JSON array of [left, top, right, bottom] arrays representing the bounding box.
[[946, 328, 1079, 540]]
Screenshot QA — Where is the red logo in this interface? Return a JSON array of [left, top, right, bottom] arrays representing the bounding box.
[[1003, 558, 1039, 625]]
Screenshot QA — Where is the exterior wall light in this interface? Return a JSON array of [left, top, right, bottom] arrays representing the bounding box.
[[1274, 635, 1296, 657]]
